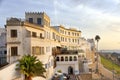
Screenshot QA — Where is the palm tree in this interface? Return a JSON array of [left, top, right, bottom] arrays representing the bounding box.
[[95, 35, 100, 73], [16, 55, 46, 80], [95, 35, 100, 50]]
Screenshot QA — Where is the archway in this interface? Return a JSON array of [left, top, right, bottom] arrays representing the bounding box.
[[68, 66, 73, 74]]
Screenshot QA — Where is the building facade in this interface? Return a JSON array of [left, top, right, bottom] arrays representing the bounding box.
[[0, 28, 7, 66], [6, 12, 95, 79]]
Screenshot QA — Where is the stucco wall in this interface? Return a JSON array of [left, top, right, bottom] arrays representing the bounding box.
[[0, 62, 20, 80]]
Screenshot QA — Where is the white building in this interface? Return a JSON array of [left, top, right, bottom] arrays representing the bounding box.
[[55, 51, 79, 75], [0, 28, 7, 66], [6, 12, 57, 80], [5, 12, 95, 79]]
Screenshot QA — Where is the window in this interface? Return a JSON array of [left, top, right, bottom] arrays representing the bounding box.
[[32, 46, 44, 55], [68, 32, 70, 35], [72, 32, 74, 36], [77, 33, 79, 36], [11, 30, 17, 38], [62, 37, 64, 41], [69, 56, 72, 61], [40, 33, 42, 38], [37, 18, 41, 25], [72, 39, 74, 43], [61, 57, 64, 61], [32, 32, 37, 37], [74, 56, 77, 61], [4, 51, 7, 55], [65, 57, 68, 61], [36, 47, 40, 55], [69, 38, 71, 42], [74, 33, 76, 36], [11, 47, 18, 56], [29, 18, 33, 23], [56, 57, 59, 61]]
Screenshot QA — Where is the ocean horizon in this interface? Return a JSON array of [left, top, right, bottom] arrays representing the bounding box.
[[100, 50, 120, 53]]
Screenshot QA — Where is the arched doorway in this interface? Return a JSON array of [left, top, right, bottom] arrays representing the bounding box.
[[68, 66, 73, 74]]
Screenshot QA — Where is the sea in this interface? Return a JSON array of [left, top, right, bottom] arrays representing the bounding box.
[[99, 50, 120, 54]]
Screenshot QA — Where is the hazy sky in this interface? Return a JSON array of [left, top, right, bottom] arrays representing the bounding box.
[[0, 0, 120, 50]]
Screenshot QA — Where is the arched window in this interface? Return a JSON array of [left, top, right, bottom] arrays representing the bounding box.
[[69, 56, 72, 61], [65, 56, 68, 61], [56, 57, 59, 61], [61, 56, 64, 61], [74, 56, 77, 61]]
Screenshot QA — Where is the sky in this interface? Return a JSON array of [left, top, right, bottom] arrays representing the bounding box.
[[0, 0, 120, 50]]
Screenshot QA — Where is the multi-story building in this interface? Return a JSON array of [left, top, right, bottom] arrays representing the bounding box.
[[0, 28, 7, 66], [6, 12, 95, 79], [6, 12, 56, 79], [52, 25, 81, 50]]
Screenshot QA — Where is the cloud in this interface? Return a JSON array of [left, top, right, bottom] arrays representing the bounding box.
[[1, 0, 120, 49]]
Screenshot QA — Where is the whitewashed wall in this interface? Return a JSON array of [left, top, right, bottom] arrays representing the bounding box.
[[0, 62, 20, 80]]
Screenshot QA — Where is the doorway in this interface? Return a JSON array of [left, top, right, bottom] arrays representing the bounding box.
[[68, 66, 73, 74]]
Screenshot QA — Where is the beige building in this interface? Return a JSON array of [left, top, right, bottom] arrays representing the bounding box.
[[6, 12, 56, 80], [52, 25, 81, 50], [5, 12, 95, 79]]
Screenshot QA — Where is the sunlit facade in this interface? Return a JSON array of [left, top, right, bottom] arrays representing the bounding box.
[[6, 12, 95, 79]]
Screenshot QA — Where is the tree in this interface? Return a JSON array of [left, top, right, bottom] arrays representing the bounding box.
[[95, 35, 101, 73], [16, 55, 46, 80], [95, 35, 100, 50]]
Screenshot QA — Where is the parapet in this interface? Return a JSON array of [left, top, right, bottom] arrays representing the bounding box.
[[25, 12, 50, 20], [6, 17, 24, 26], [25, 12, 44, 15]]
